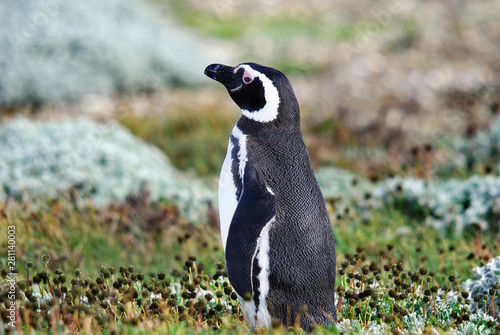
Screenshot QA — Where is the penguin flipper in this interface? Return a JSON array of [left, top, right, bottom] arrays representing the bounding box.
[[225, 160, 275, 298]]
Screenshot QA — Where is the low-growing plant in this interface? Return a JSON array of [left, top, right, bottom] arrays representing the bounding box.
[[1, 193, 499, 334], [2, 253, 500, 334]]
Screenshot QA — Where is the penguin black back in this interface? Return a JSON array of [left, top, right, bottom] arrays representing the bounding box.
[[205, 62, 337, 331]]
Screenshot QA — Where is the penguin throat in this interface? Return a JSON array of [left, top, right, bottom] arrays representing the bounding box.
[[241, 104, 279, 123]]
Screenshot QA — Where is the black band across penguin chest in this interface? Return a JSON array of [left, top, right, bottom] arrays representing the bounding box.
[[229, 134, 243, 200]]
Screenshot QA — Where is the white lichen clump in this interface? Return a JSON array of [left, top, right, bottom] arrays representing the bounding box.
[[315, 165, 500, 235], [376, 175, 500, 235], [462, 256, 500, 311], [0, 0, 226, 105], [336, 319, 388, 335], [315, 166, 376, 220], [0, 118, 216, 223]]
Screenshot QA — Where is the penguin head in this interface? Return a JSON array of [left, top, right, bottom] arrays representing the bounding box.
[[204, 63, 299, 126]]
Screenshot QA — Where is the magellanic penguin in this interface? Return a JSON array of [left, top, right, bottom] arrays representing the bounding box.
[[204, 63, 337, 331]]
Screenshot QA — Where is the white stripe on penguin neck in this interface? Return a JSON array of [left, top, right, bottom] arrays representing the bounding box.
[[238, 65, 281, 123]]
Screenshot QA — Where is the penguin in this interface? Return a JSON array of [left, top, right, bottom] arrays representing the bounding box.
[[204, 62, 337, 331]]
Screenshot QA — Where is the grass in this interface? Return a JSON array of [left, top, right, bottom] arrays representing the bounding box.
[[163, 1, 359, 43], [3, 105, 497, 332], [0, 191, 223, 277], [1, 185, 498, 333]]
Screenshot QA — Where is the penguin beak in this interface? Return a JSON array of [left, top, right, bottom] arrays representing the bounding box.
[[204, 64, 241, 91]]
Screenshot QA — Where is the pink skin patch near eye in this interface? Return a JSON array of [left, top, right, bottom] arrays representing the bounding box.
[[234, 66, 253, 84]]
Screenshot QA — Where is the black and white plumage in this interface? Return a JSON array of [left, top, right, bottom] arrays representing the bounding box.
[[204, 63, 337, 330]]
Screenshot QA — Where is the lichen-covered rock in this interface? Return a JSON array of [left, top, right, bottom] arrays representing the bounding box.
[[376, 175, 500, 235], [315, 167, 377, 222], [0, 0, 227, 106], [0, 117, 216, 223], [311, 166, 500, 235]]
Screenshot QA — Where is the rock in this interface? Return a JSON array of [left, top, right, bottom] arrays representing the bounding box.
[[0, 117, 216, 223]]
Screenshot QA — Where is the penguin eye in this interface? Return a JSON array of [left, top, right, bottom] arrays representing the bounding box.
[[238, 67, 254, 85]]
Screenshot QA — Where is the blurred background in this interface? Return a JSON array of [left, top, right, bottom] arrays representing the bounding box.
[[1, 0, 499, 179], [0, 0, 499, 271]]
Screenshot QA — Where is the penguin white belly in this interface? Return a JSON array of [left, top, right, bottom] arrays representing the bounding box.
[[218, 139, 238, 252], [219, 126, 248, 251]]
